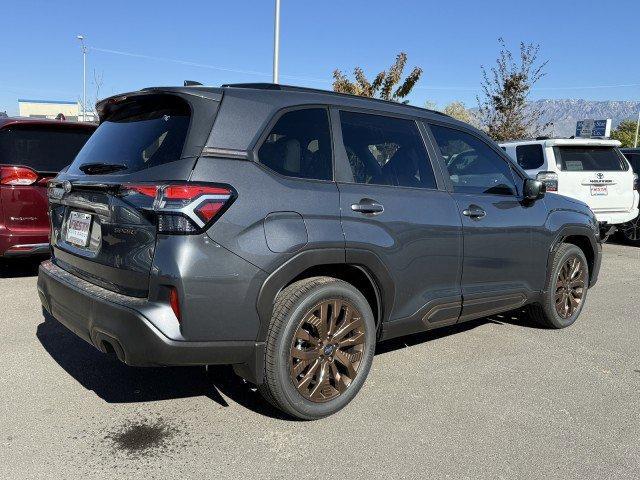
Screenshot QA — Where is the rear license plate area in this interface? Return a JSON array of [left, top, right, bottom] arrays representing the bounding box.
[[66, 211, 93, 247], [590, 185, 608, 196]]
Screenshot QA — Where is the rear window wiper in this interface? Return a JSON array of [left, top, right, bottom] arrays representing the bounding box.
[[78, 162, 127, 175]]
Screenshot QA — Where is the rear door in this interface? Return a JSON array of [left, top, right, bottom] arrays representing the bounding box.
[[334, 109, 463, 333], [50, 91, 220, 297], [553, 145, 635, 214], [0, 124, 93, 234]]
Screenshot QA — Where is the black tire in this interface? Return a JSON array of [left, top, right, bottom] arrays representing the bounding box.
[[618, 215, 640, 246], [527, 243, 589, 329], [258, 276, 376, 420]]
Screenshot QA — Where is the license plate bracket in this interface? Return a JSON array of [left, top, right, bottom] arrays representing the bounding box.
[[66, 211, 92, 247]]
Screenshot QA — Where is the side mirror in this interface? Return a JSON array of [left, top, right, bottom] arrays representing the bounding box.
[[523, 178, 546, 202]]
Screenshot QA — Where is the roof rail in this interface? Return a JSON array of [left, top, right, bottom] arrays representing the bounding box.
[[220, 83, 448, 117]]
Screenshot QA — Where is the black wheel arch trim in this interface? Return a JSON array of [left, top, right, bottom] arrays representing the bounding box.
[[546, 224, 601, 289], [255, 248, 395, 343]]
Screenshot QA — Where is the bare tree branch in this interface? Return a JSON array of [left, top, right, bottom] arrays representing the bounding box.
[[478, 38, 550, 141]]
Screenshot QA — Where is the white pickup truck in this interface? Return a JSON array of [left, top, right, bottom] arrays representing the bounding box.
[[500, 138, 639, 236]]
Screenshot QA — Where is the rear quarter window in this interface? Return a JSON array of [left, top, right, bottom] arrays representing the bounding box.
[[516, 144, 544, 170], [257, 108, 333, 181]]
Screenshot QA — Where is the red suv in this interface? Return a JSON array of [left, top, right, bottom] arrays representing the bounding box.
[[0, 118, 95, 258]]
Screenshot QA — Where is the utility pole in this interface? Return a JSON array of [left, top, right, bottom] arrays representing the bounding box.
[[77, 35, 87, 121], [634, 110, 639, 148], [272, 0, 281, 84]]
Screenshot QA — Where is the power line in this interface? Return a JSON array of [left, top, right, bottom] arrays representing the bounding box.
[[90, 46, 640, 93], [536, 83, 640, 90], [90, 47, 330, 84]]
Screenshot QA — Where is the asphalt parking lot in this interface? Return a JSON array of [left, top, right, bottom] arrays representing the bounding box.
[[1, 243, 639, 479]]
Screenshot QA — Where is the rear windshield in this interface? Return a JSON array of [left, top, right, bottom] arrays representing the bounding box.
[[554, 146, 628, 172], [0, 125, 93, 172], [67, 95, 190, 175]]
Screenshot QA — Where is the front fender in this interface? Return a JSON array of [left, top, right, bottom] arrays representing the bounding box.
[[544, 208, 601, 289]]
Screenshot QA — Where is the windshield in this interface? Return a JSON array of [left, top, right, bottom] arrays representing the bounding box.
[[67, 95, 190, 175], [554, 146, 628, 172], [0, 125, 93, 172]]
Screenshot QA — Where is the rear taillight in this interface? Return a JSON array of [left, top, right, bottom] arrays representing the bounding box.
[[121, 183, 235, 234], [0, 166, 39, 186], [536, 171, 558, 192]]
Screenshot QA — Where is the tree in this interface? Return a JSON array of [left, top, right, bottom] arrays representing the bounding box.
[[443, 101, 473, 124], [611, 119, 640, 148], [333, 52, 423, 103], [423, 100, 438, 111], [478, 38, 549, 141]]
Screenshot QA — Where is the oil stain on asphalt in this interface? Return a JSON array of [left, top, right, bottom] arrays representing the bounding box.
[[105, 417, 179, 458]]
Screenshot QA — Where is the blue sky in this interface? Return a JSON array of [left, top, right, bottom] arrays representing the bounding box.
[[1, 0, 639, 115]]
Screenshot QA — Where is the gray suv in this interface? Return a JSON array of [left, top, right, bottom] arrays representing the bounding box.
[[38, 83, 602, 419]]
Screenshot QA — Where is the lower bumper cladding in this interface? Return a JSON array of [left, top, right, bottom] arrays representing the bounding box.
[[37, 260, 263, 381]]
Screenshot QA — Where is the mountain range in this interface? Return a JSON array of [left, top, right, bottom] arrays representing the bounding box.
[[468, 99, 639, 137], [530, 99, 640, 137]]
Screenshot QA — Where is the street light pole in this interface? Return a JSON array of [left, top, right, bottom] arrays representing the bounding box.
[[77, 35, 87, 121], [272, 0, 281, 84], [634, 111, 639, 148]]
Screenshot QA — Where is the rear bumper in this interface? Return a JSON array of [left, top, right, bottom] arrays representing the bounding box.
[[0, 231, 50, 257], [37, 260, 263, 379], [3, 242, 50, 257], [593, 209, 638, 225], [593, 192, 640, 225]]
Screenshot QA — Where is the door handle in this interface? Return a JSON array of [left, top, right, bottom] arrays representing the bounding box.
[[462, 205, 486, 219], [351, 198, 384, 215]]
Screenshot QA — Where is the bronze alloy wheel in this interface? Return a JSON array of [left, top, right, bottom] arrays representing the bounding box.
[[289, 298, 366, 403], [620, 216, 640, 241], [555, 255, 587, 319]]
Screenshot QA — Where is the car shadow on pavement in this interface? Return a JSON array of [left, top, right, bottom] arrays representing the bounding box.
[[35, 311, 289, 419], [0, 257, 45, 278], [36, 307, 542, 420], [376, 308, 545, 355]]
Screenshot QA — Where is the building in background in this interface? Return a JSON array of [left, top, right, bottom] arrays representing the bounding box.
[[17, 99, 97, 122]]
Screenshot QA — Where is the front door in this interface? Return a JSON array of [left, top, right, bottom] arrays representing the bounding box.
[[428, 123, 549, 321], [333, 109, 463, 336]]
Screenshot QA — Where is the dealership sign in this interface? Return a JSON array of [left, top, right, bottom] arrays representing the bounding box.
[[575, 119, 612, 138]]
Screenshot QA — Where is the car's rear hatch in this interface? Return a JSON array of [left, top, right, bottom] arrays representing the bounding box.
[[554, 144, 635, 215], [0, 122, 94, 237], [49, 88, 222, 297]]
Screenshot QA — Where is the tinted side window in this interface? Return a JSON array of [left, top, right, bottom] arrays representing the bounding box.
[[430, 124, 517, 196], [626, 153, 640, 173], [339, 111, 436, 189], [516, 144, 544, 169], [258, 108, 332, 181]]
